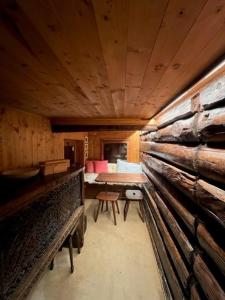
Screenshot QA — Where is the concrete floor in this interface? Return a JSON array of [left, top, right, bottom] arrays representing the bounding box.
[[28, 199, 165, 300]]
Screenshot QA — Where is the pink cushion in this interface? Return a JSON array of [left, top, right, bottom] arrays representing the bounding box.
[[94, 160, 108, 173], [85, 160, 94, 173]]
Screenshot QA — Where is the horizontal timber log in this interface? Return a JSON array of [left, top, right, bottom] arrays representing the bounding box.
[[190, 282, 202, 300], [193, 253, 225, 300], [143, 198, 185, 299], [141, 154, 225, 227], [147, 188, 190, 290], [200, 74, 225, 110], [155, 97, 197, 129], [140, 142, 225, 184], [144, 184, 225, 300], [196, 223, 225, 277], [142, 163, 196, 234], [154, 72, 225, 128], [143, 205, 173, 300], [142, 160, 225, 277], [146, 107, 225, 143], [144, 185, 194, 263]]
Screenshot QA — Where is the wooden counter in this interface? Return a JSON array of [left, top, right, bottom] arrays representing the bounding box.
[[0, 167, 85, 300]]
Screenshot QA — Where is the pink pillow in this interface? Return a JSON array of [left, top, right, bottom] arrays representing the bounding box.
[[94, 160, 108, 173], [85, 160, 94, 173]]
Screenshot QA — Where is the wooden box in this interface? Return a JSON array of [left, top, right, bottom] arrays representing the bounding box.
[[39, 159, 70, 176]]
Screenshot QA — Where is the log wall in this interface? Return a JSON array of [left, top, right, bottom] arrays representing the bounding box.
[[140, 76, 225, 299]]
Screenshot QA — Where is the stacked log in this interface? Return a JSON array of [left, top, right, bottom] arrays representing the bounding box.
[[140, 76, 225, 300]]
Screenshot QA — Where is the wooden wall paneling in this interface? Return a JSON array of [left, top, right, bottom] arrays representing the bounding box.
[[124, 0, 167, 115], [0, 107, 87, 171], [88, 131, 140, 162], [149, 0, 225, 118], [137, 0, 206, 117]]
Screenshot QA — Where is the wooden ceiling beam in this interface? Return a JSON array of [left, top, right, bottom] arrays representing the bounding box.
[[50, 118, 157, 132]]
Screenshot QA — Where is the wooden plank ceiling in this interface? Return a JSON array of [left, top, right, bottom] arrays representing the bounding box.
[[1, 0, 225, 119]]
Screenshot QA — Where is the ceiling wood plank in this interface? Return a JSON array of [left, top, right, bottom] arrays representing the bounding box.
[[145, 0, 225, 118], [0, 1, 225, 119], [124, 0, 168, 115], [19, 0, 114, 116], [136, 0, 207, 117], [92, 0, 129, 116]]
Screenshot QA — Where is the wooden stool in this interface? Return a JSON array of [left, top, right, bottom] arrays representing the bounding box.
[[124, 190, 144, 222], [95, 191, 120, 225]]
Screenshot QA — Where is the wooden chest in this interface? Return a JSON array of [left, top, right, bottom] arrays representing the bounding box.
[[39, 159, 70, 176]]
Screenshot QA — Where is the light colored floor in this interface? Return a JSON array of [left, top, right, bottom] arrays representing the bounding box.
[[28, 199, 165, 300]]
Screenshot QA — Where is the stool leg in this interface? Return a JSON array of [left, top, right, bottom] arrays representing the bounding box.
[[106, 201, 108, 211], [115, 200, 120, 214], [95, 200, 101, 222], [124, 200, 130, 221], [123, 201, 127, 221], [76, 230, 81, 254], [49, 259, 54, 270], [111, 202, 117, 225], [139, 200, 145, 223], [69, 235, 74, 273], [101, 201, 104, 212]]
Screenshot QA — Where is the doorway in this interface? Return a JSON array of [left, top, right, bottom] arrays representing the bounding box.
[[64, 139, 84, 168]]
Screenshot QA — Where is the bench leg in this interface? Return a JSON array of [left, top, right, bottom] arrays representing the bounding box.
[[95, 200, 101, 222], [76, 230, 81, 254], [106, 201, 108, 211], [69, 235, 74, 273], [111, 202, 117, 225]]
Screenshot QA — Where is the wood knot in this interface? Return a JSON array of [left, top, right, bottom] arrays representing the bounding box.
[[154, 64, 164, 71], [172, 63, 181, 70]]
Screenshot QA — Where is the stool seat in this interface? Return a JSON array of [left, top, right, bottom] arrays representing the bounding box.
[[95, 192, 120, 225], [96, 191, 120, 201]]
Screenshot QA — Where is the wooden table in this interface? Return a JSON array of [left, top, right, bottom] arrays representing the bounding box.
[[95, 172, 148, 184], [95, 173, 148, 221]]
